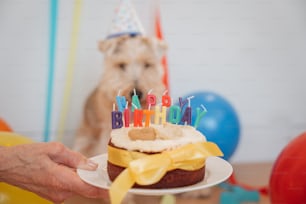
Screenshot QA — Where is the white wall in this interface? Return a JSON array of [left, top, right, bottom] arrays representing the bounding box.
[[1, 0, 306, 163]]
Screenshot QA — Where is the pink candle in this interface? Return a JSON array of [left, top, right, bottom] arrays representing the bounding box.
[[146, 89, 156, 109]]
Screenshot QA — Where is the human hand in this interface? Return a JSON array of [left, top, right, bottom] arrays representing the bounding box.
[[0, 142, 108, 203]]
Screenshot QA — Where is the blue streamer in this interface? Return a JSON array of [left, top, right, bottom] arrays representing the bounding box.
[[44, 0, 58, 142]]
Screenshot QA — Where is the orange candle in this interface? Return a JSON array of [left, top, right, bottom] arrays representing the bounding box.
[[143, 109, 154, 127]]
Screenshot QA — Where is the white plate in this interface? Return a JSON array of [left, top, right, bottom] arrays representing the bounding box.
[[77, 154, 233, 196]]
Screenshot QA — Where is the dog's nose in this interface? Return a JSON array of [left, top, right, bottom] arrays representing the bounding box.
[[130, 89, 143, 101]]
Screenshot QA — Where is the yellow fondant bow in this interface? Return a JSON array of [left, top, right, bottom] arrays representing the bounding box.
[[108, 142, 223, 204]]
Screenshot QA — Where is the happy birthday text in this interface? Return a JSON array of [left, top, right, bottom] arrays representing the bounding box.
[[111, 91, 207, 129]]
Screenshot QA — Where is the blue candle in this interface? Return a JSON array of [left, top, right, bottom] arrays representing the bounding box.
[[168, 105, 181, 124], [194, 105, 207, 129], [132, 89, 141, 112], [116, 95, 126, 112]]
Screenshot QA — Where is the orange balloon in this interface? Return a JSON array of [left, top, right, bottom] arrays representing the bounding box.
[[0, 118, 13, 132]]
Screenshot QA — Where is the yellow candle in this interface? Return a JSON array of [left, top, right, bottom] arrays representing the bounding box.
[[154, 105, 167, 125]]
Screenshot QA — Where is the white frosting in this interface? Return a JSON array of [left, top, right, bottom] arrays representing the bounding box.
[[110, 123, 206, 152]]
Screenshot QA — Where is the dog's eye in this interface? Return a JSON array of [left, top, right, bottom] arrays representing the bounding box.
[[144, 62, 153, 69], [117, 63, 126, 70]]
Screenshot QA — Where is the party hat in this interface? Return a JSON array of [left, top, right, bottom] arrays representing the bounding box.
[[107, 0, 145, 39]]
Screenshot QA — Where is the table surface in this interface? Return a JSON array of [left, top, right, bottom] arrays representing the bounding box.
[[65, 161, 274, 204], [134, 162, 273, 204]]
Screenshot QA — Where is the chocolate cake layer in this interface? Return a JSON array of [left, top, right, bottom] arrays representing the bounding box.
[[107, 161, 205, 189]]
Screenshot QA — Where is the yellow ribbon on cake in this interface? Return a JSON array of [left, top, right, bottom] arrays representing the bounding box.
[[108, 142, 223, 204]]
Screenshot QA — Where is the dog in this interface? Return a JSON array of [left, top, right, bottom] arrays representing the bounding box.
[[73, 34, 167, 158]]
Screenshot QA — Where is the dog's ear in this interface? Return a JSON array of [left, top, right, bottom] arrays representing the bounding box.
[[98, 36, 130, 55], [98, 38, 122, 55], [98, 39, 115, 54], [148, 37, 168, 59]]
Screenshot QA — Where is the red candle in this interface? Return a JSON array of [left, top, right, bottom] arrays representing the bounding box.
[[124, 109, 130, 128], [162, 95, 171, 107], [133, 109, 143, 127]]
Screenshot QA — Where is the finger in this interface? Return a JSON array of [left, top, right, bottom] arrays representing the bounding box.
[[47, 142, 98, 170]]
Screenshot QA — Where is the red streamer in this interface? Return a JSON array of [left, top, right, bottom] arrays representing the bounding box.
[[155, 7, 170, 93], [228, 174, 269, 195]]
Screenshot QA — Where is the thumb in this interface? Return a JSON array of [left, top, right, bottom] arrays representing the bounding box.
[[47, 142, 98, 170]]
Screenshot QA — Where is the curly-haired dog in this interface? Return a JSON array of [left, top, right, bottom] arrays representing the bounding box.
[[73, 35, 167, 158]]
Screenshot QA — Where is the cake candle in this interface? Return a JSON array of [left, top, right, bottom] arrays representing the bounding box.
[[154, 104, 167, 125], [179, 97, 188, 109], [123, 102, 130, 127], [111, 104, 123, 129], [194, 104, 207, 129], [162, 90, 171, 107], [143, 108, 154, 127], [133, 109, 143, 127], [132, 89, 141, 112], [180, 96, 194, 125], [146, 89, 156, 109], [116, 90, 126, 112], [168, 105, 181, 124]]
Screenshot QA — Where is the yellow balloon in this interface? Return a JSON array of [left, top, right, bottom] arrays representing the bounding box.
[[0, 131, 52, 204], [0, 131, 33, 146]]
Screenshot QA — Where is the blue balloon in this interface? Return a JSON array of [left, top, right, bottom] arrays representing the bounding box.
[[177, 91, 240, 160]]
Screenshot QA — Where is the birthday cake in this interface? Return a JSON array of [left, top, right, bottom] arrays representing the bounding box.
[[107, 93, 223, 203], [107, 123, 214, 188]]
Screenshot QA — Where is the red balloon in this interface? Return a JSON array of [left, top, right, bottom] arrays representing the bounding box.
[[269, 132, 306, 203]]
